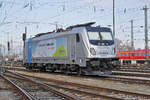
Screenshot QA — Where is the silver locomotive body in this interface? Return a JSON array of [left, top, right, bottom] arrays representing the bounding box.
[[24, 23, 119, 76]]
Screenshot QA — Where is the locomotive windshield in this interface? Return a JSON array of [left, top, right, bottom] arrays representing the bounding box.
[[86, 27, 114, 46], [88, 32, 113, 40]]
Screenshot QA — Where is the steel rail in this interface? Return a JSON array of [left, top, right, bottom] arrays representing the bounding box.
[[7, 71, 150, 99], [4, 73, 121, 100], [113, 71, 150, 78], [44, 83, 122, 100], [0, 74, 35, 100], [1, 66, 29, 72], [5, 71, 81, 100], [119, 66, 150, 70], [115, 69, 150, 73], [107, 75, 150, 85]]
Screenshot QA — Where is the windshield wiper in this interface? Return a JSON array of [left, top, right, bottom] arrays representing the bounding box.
[[99, 32, 103, 40]]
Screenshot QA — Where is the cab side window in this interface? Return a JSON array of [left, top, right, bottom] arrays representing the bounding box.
[[76, 34, 80, 42]]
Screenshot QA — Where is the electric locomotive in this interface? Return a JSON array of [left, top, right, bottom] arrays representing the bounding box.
[[23, 22, 119, 76]]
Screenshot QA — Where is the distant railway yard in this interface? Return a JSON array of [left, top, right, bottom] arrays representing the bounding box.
[[0, 66, 150, 100]]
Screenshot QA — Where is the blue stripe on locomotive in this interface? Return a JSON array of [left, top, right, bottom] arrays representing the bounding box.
[[27, 38, 32, 63]]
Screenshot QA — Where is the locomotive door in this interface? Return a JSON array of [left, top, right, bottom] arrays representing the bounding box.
[[70, 35, 76, 62], [75, 34, 86, 66]]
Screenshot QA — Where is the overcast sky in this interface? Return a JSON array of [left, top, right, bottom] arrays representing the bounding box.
[[0, 0, 150, 55]]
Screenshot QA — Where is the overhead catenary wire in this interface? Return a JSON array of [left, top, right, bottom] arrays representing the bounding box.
[[0, 0, 149, 51]]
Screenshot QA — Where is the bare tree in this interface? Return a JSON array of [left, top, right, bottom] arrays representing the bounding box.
[[116, 38, 133, 51]]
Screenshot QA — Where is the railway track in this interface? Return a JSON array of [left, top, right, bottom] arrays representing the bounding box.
[[5, 70, 150, 100], [1, 66, 29, 72], [3, 66, 150, 77], [115, 69, 150, 73], [116, 66, 150, 73], [4, 66, 150, 85], [113, 70, 150, 78], [120, 66, 150, 70], [4, 71, 122, 100], [4, 65, 150, 74], [106, 75, 150, 85], [0, 75, 32, 100], [1, 72, 79, 100], [0, 75, 36, 100], [0, 67, 35, 100]]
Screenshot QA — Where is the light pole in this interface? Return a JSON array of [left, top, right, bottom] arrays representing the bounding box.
[[142, 6, 149, 60], [130, 20, 134, 50], [113, 0, 115, 38]]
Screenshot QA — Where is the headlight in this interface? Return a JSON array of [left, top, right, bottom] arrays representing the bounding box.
[[112, 48, 116, 54], [90, 48, 96, 55]]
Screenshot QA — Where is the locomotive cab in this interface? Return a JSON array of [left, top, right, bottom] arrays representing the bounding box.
[[86, 26, 116, 58], [74, 26, 119, 75]]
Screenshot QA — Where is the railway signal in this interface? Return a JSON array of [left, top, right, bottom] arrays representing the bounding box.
[[23, 27, 27, 64], [7, 41, 10, 52]]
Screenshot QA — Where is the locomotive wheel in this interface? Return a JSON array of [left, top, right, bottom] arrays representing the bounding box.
[[77, 67, 82, 76], [65, 66, 69, 75], [40, 67, 46, 72]]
